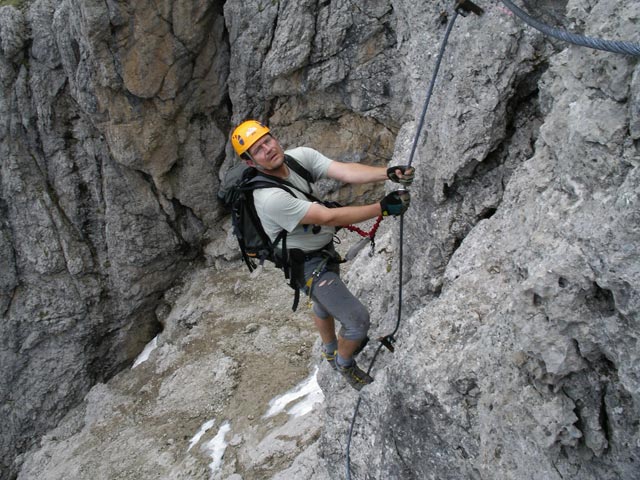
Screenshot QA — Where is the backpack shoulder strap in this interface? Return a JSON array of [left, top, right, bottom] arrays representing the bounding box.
[[243, 178, 298, 197], [247, 173, 322, 203], [284, 154, 314, 186]]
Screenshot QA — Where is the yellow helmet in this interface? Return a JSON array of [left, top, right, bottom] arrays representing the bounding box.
[[231, 120, 270, 156]]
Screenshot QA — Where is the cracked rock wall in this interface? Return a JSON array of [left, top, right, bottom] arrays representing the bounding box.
[[1, 0, 639, 479], [1, 0, 229, 476], [324, 1, 640, 479]]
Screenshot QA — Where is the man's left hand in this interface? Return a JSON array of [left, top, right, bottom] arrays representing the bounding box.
[[387, 166, 415, 186], [380, 190, 411, 216]]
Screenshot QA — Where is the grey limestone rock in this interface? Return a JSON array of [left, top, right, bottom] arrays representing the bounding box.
[[1, 0, 639, 479], [1, 0, 229, 477]]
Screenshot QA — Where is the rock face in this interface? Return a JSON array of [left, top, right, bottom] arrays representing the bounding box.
[[1, 0, 638, 479], [0, 0, 228, 476]]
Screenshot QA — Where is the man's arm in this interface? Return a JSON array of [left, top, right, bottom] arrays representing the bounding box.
[[326, 160, 415, 187], [300, 202, 382, 227], [326, 161, 388, 184], [300, 189, 411, 227]]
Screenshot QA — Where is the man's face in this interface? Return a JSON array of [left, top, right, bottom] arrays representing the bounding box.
[[247, 134, 285, 171]]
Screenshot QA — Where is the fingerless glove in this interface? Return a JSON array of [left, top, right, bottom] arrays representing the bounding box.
[[386, 166, 415, 186], [380, 190, 411, 216]]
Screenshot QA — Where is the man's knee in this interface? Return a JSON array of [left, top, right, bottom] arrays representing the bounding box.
[[355, 305, 370, 335], [340, 304, 370, 340]]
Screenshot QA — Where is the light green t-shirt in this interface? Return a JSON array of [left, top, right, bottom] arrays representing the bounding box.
[[253, 147, 335, 252]]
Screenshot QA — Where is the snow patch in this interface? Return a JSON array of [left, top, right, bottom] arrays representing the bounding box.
[[188, 419, 215, 451], [203, 421, 231, 476], [263, 367, 324, 419], [132, 336, 158, 368]]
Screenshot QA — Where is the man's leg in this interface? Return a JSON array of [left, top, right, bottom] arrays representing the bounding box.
[[308, 270, 373, 389], [311, 313, 336, 345], [337, 337, 361, 361], [309, 273, 370, 341], [311, 308, 338, 369], [308, 274, 367, 361]]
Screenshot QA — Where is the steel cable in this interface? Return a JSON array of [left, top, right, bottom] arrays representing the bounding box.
[[345, 0, 638, 477], [344, 8, 460, 479], [501, 0, 640, 56]]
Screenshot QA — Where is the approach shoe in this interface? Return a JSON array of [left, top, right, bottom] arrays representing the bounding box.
[[338, 360, 373, 391], [321, 349, 337, 370]]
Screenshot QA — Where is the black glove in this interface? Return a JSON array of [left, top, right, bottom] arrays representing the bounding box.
[[380, 190, 410, 216], [386, 166, 415, 186]]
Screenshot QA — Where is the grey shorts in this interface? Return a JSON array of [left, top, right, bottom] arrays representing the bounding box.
[[302, 255, 370, 341]]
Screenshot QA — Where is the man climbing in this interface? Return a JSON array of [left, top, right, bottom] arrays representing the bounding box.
[[230, 120, 413, 390]]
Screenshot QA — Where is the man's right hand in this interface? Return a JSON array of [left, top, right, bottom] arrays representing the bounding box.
[[386, 166, 415, 186], [380, 190, 410, 216]]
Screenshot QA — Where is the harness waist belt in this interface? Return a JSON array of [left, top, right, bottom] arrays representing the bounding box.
[[302, 242, 337, 261]]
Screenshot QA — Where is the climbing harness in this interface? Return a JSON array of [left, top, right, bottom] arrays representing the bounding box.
[[344, 0, 638, 477], [305, 253, 332, 308]]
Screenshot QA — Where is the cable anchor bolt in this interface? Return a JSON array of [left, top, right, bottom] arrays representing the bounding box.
[[455, 0, 484, 17], [378, 335, 396, 353]]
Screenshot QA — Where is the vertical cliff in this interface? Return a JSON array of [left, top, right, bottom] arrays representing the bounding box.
[[329, 1, 640, 479], [1, 0, 229, 476], [1, 0, 638, 479]]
